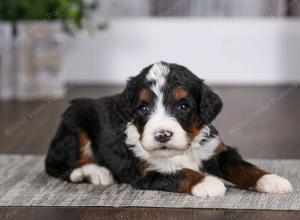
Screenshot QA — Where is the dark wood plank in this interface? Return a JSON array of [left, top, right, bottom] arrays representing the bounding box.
[[0, 207, 299, 220]]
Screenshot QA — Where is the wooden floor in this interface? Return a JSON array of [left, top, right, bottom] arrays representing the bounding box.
[[0, 85, 299, 219]]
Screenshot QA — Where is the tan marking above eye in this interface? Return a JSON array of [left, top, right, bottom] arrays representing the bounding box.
[[139, 89, 151, 102], [173, 88, 188, 101]]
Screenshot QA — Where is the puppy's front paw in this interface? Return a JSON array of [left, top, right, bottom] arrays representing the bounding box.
[[255, 174, 292, 193], [191, 176, 226, 197], [82, 164, 115, 186]]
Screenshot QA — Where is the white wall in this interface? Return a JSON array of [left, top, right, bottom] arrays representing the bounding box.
[[62, 18, 300, 85]]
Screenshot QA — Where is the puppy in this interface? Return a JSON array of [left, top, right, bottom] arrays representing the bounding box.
[[45, 62, 292, 197]]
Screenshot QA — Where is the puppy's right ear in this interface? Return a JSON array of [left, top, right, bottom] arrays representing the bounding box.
[[117, 64, 153, 121], [117, 76, 139, 121]]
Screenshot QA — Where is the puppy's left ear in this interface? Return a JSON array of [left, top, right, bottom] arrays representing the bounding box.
[[199, 83, 223, 125]]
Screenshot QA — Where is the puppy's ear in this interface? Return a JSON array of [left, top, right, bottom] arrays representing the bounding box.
[[199, 83, 223, 125], [117, 76, 139, 121]]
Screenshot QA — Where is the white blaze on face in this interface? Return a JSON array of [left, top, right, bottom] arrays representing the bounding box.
[[140, 62, 188, 156], [145, 62, 169, 117]]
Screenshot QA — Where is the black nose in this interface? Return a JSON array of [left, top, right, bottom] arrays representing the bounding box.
[[154, 129, 173, 143]]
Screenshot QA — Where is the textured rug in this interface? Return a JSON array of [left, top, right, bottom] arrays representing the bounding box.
[[0, 155, 299, 210]]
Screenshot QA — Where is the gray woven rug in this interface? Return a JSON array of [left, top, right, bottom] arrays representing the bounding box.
[[0, 155, 299, 210]]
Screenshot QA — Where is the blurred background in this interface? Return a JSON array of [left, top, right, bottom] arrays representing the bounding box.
[[0, 0, 299, 158]]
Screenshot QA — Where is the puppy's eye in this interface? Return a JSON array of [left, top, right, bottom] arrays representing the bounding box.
[[137, 104, 149, 115], [177, 102, 191, 112]]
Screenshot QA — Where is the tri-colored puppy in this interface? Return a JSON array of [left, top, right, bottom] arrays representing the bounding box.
[[45, 62, 292, 197]]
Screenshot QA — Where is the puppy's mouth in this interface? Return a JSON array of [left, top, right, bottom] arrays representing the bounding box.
[[158, 146, 169, 150], [146, 145, 187, 158]]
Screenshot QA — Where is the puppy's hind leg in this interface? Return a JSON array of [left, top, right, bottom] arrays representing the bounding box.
[[70, 164, 114, 186], [70, 134, 114, 186], [45, 99, 115, 185], [46, 126, 115, 186], [45, 99, 97, 181], [45, 121, 81, 181]]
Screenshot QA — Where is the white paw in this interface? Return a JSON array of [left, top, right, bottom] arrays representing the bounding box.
[[70, 168, 84, 182], [70, 164, 114, 186], [191, 176, 226, 197], [255, 174, 293, 193]]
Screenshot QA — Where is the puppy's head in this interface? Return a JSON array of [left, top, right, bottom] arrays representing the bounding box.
[[123, 62, 222, 158]]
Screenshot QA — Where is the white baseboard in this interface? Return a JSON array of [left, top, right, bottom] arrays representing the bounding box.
[[62, 18, 300, 85]]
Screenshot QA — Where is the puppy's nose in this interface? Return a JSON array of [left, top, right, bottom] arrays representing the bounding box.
[[154, 129, 173, 143]]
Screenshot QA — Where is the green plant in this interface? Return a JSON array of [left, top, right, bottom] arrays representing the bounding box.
[[0, 0, 106, 33]]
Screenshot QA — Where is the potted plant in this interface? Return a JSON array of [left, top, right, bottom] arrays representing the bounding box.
[[0, 0, 106, 99]]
